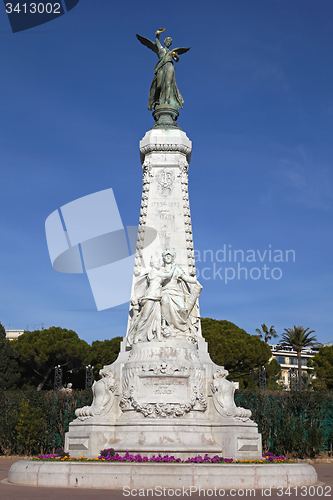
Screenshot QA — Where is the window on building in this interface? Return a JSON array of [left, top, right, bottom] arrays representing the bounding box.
[[276, 356, 285, 364]]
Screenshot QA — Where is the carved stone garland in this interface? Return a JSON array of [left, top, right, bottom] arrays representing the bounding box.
[[178, 160, 196, 277], [134, 159, 152, 277]]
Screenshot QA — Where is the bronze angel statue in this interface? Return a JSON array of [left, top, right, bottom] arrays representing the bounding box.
[[136, 28, 190, 111]]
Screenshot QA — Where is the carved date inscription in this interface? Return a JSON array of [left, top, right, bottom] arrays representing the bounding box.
[[138, 376, 190, 405]]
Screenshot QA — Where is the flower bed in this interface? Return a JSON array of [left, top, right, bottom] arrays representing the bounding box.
[[35, 451, 293, 464]]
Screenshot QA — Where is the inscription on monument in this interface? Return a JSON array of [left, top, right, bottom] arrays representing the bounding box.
[[152, 201, 181, 208], [138, 376, 190, 404]]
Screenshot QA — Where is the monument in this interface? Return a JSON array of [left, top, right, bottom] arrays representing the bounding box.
[[65, 28, 262, 460]]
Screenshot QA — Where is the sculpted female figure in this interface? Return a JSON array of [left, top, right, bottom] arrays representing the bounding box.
[[211, 369, 252, 421], [127, 255, 174, 345], [136, 28, 190, 111], [161, 250, 202, 334], [75, 366, 116, 420]]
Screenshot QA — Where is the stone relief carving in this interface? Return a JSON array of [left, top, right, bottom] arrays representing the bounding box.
[[140, 143, 191, 157], [141, 362, 186, 375], [134, 159, 153, 277], [127, 250, 202, 347], [178, 160, 196, 277], [75, 366, 116, 421], [127, 255, 174, 345], [128, 345, 200, 362], [120, 362, 207, 418], [210, 369, 252, 422], [157, 168, 175, 197], [129, 390, 197, 418]]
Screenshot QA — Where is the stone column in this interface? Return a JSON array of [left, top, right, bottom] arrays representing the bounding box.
[[133, 128, 195, 279]]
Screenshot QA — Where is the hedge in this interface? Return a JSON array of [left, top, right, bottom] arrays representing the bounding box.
[[236, 391, 333, 457], [0, 390, 332, 458], [0, 390, 92, 455]]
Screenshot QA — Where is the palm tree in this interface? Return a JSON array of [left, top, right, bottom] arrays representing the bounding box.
[[280, 326, 317, 391], [301, 372, 313, 391], [256, 324, 278, 344]]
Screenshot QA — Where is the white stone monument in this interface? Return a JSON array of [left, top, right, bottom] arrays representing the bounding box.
[[65, 29, 262, 460]]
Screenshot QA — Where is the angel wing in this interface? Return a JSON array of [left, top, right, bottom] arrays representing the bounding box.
[[136, 34, 158, 55], [171, 47, 191, 56]]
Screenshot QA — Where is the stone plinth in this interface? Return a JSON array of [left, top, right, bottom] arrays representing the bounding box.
[[8, 461, 318, 490]]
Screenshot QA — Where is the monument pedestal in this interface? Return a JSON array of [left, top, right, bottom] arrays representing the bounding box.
[[66, 338, 262, 459]]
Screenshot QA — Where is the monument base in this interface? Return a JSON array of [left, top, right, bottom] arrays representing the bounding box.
[[65, 339, 263, 460], [8, 461, 318, 490], [65, 415, 262, 460]]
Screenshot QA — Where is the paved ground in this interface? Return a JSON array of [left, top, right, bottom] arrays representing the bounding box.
[[1, 458, 332, 499]]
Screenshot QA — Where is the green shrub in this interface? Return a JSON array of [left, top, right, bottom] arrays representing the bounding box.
[[15, 399, 45, 455]]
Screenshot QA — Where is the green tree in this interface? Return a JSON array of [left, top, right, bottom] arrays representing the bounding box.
[[0, 322, 20, 390], [90, 337, 122, 378], [280, 326, 317, 391], [13, 327, 90, 391], [201, 318, 271, 389], [255, 324, 278, 344], [308, 345, 333, 390], [265, 358, 282, 390]]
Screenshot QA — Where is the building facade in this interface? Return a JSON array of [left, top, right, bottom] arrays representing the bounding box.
[[269, 344, 319, 389], [5, 329, 25, 341]]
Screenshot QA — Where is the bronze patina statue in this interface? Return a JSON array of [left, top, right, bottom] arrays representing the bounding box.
[[136, 28, 190, 122]]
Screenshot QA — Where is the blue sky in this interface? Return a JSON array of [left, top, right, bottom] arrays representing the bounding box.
[[1, 0, 332, 344]]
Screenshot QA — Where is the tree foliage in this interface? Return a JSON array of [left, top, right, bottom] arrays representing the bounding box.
[[90, 337, 123, 377], [256, 323, 278, 343], [0, 322, 20, 390], [201, 318, 271, 388], [264, 358, 282, 390], [309, 345, 333, 390], [13, 327, 90, 391], [280, 325, 317, 391]]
